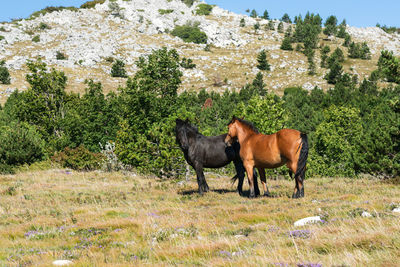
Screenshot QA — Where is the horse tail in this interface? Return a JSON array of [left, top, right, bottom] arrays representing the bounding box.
[[295, 133, 309, 181]]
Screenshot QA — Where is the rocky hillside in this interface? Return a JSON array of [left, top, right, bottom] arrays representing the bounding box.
[[0, 0, 399, 103]]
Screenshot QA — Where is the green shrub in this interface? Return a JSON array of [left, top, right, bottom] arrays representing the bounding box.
[[32, 35, 40, 42], [52, 146, 105, 171], [56, 51, 67, 60], [159, 9, 174, 15], [171, 23, 208, 44], [195, 4, 213, 16], [0, 60, 11, 84], [29, 6, 78, 19], [80, 0, 105, 9], [181, 0, 195, 7], [39, 22, 50, 30], [111, 59, 128, 78], [239, 18, 245, 27], [348, 42, 371, 60], [0, 35, 4, 41], [280, 36, 293, 50], [180, 57, 196, 69], [377, 50, 400, 84], [0, 122, 46, 174]]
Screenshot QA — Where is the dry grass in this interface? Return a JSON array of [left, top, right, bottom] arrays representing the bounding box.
[[1, 169, 400, 266]]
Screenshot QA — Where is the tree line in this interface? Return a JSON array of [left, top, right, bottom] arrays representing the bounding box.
[[0, 47, 399, 178]]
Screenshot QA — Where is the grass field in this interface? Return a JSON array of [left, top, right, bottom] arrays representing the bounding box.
[[1, 169, 400, 266]]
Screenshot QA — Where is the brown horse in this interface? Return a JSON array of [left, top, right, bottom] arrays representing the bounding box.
[[225, 116, 309, 198]]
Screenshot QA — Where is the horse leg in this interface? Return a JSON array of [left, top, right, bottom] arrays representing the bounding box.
[[244, 163, 256, 198], [194, 164, 208, 194], [287, 161, 303, 199], [257, 168, 270, 197], [233, 160, 245, 196], [253, 169, 260, 196]]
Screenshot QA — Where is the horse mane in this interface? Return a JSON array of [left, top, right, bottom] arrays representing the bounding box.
[[232, 116, 259, 133]]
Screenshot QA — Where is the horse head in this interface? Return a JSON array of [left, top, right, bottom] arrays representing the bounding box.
[[175, 119, 190, 150], [225, 116, 239, 145]]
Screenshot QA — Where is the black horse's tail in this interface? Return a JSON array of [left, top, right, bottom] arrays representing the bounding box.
[[295, 133, 309, 181]]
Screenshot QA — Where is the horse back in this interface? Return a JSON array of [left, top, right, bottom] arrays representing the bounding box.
[[244, 129, 302, 168]]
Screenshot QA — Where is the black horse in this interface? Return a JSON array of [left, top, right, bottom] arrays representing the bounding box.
[[175, 119, 258, 195]]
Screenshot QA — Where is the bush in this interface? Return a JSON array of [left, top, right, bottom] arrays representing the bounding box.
[[239, 18, 245, 27], [171, 23, 208, 44], [280, 36, 293, 50], [159, 9, 174, 15], [80, 0, 105, 9], [377, 50, 400, 84], [32, 35, 40, 42], [0, 122, 46, 174], [181, 0, 194, 7], [348, 42, 371, 60], [56, 51, 67, 60], [52, 146, 104, 171], [0, 60, 11, 84], [180, 57, 196, 69], [39, 22, 50, 30], [111, 59, 128, 78], [195, 4, 213, 16], [29, 6, 78, 19]]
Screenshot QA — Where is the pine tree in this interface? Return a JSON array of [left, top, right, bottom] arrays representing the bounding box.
[[336, 19, 347, 38], [320, 45, 331, 68], [323, 15, 338, 36], [254, 22, 260, 32], [277, 22, 284, 33], [268, 20, 275, 31], [325, 60, 343, 84], [111, 59, 128, 78], [0, 60, 11, 84], [250, 9, 258, 18], [252, 72, 267, 96], [257, 50, 271, 71], [240, 18, 245, 27], [343, 33, 351, 47], [262, 10, 269, 20], [281, 13, 291, 23], [280, 36, 293, 50]]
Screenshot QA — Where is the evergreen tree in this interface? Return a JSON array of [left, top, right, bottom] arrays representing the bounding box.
[[323, 15, 338, 36], [262, 10, 269, 20], [252, 72, 267, 96], [277, 22, 284, 33], [250, 9, 258, 18], [268, 20, 275, 30], [325, 60, 343, 84], [111, 59, 128, 78], [0, 60, 11, 84], [240, 18, 245, 27], [281, 13, 291, 23], [256, 49, 271, 71], [320, 45, 331, 68], [336, 19, 347, 38], [254, 22, 260, 32], [343, 33, 351, 47], [280, 36, 293, 50]]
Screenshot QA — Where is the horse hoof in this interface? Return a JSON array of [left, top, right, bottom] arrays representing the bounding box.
[[249, 193, 256, 198], [264, 192, 271, 197]]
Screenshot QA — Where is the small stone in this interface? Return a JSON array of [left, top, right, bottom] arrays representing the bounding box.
[[392, 207, 400, 213], [361, 211, 372, 218], [294, 216, 322, 227], [52, 260, 73, 266]]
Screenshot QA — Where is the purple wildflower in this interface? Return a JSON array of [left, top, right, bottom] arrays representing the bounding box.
[[219, 250, 232, 258], [288, 230, 311, 239], [297, 263, 322, 267]]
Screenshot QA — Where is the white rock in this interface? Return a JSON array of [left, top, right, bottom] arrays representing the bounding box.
[[294, 216, 322, 227], [52, 260, 73, 266], [361, 211, 372, 218], [392, 207, 400, 213]]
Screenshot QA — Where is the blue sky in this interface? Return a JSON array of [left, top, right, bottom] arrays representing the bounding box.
[[0, 0, 398, 27]]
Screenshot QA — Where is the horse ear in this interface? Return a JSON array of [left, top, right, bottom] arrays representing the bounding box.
[[241, 116, 245, 120], [176, 118, 184, 125], [185, 118, 189, 123]]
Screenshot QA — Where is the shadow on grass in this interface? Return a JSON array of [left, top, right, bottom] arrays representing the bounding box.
[[178, 188, 282, 198]]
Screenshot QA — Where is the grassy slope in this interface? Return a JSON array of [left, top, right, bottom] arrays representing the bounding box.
[[1, 170, 400, 266]]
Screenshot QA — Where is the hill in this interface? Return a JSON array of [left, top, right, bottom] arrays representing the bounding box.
[[0, 0, 399, 104]]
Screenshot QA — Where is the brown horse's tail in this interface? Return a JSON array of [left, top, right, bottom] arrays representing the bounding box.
[[295, 133, 309, 181]]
